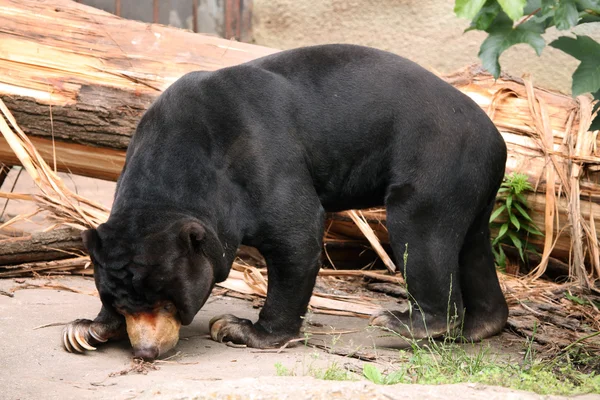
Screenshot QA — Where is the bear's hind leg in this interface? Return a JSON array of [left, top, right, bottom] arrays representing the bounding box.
[[370, 184, 466, 341], [458, 201, 508, 341]]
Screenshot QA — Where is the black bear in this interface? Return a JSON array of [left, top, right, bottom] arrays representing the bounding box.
[[62, 44, 508, 359]]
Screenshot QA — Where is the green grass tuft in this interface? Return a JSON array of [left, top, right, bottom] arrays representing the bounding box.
[[362, 338, 600, 395]]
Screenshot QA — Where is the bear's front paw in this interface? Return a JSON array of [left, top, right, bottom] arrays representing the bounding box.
[[62, 319, 107, 353], [209, 314, 294, 348], [62, 318, 125, 354]]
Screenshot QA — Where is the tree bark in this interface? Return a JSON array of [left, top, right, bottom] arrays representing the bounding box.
[[0, 0, 276, 151], [0, 228, 85, 265]]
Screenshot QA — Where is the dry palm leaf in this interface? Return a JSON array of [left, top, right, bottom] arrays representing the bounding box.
[[218, 266, 380, 318], [0, 98, 108, 230]]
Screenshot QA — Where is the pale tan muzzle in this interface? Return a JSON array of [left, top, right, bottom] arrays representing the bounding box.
[[123, 301, 181, 359]]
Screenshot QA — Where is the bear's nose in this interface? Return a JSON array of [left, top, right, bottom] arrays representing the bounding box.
[[133, 346, 159, 360]]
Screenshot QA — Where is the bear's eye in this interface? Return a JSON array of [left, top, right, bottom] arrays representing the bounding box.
[[162, 302, 174, 313]]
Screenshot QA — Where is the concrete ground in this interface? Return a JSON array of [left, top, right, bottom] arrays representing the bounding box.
[[1, 276, 598, 400], [1, 171, 598, 399]]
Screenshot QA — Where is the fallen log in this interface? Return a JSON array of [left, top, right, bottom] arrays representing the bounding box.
[[0, 0, 276, 151], [0, 256, 90, 278], [0, 137, 125, 181], [0, 228, 85, 265]]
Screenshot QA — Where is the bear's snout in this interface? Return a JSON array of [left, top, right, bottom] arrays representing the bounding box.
[[122, 301, 181, 359]]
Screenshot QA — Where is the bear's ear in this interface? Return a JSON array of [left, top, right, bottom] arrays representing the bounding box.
[[178, 221, 206, 254], [176, 218, 228, 282]]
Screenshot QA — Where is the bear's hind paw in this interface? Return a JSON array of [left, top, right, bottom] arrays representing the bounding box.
[[369, 309, 455, 342]]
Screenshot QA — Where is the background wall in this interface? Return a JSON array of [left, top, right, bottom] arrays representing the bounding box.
[[251, 0, 600, 94]]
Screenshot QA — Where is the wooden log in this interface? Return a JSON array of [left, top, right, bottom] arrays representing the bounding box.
[[0, 256, 90, 278], [0, 228, 85, 265], [0, 136, 125, 181], [0, 0, 276, 151]]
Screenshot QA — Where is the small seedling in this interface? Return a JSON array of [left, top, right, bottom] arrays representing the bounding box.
[[274, 362, 294, 377], [363, 363, 407, 385]]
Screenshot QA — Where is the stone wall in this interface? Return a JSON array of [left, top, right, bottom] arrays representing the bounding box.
[[252, 0, 600, 94]]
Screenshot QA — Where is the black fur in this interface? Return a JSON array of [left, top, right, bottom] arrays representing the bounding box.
[[83, 44, 508, 347]]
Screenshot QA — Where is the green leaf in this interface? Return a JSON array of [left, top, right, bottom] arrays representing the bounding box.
[[579, 13, 600, 24], [591, 97, 600, 131], [555, 0, 580, 30], [509, 213, 521, 230], [522, 223, 544, 236], [384, 370, 406, 385], [497, 245, 507, 267], [515, 192, 529, 206], [591, 115, 600, 131], [572, 57, 600, 96], [564, 291, 588, 305], [498, 0, 527, 20], [526, 0, 554, 28], [508, 232, 525, 260], [490, 204, 507, 222], [455, 0, 488, 19], [550, 34, 597, 59], [576, 0, 600, 13], [498, 223, 509, 239], [363, 364, 383, 384], [513, 202, 533, 221], [479, 16, 545, 78], [591, 90, 600, 131], [469, 1, 503, 30], [550, 35, 600, 96], [541, 0, 556, 13], [506, 193, 513, 212]]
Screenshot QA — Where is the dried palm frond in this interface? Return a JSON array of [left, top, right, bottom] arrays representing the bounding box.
[[0, 98, 108, 231]]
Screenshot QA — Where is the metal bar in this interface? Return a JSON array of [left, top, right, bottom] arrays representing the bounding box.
[[115, 0, 121, 17], [153, 0, 159, 23]]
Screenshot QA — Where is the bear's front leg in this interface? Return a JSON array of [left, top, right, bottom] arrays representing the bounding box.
[[209, 244, 322, 347], [63, 305, 126, 353], [210, 199, 324, 348]]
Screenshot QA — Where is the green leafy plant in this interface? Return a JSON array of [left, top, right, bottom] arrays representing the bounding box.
[[274, 362, 294, 376], [454, 0, 600, 130], [311, 362, 357, 381], [489, 173, 543, 268], [363, 334, 600, 395]]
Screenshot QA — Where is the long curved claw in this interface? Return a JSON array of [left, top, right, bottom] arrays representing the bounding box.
[[62, 328, 73, 353], [209, 315, 229, 342], [208, 314, 290, 348], [67, 324, 84, 353], [75, 330, 96, 351], [209, 314, 245, 343], [62, 319, 106, 354], [89, 328, 108, 343]]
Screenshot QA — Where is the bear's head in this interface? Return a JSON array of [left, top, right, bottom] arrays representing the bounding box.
[[82, 214, 227, 359]]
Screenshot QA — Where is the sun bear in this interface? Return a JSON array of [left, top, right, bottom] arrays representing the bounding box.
[[62, 44, 508, 359]]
